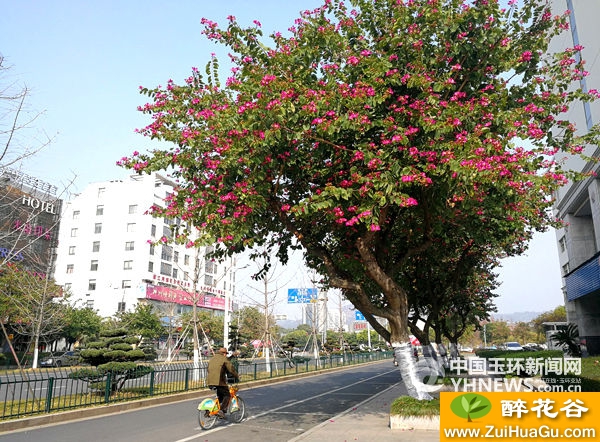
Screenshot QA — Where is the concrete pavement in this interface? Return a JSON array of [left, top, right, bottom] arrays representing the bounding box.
[[289, 381, 440, 442]]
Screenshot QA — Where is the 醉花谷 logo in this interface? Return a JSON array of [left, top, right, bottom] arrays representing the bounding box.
[[450, 393, 492, 422]]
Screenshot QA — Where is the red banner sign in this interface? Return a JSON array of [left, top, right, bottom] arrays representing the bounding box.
[[145, 285, 227, 310]]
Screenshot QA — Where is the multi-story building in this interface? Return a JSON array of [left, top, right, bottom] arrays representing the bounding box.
[[54, 173, 236, 319], [549, 0, 600, 355], [0, 168, 61, 276]]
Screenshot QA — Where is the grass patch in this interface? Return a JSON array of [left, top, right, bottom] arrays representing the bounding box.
[[473, 352, 600, 392], [390, 396, 440, 417], [473, 349, 563, 360]]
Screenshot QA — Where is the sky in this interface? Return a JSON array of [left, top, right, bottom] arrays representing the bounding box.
[[1, 0, 565, 319]]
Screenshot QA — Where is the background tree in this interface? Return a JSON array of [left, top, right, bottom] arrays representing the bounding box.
[[62, 306, 103, 350], [481, 321, 511, 345], [120, 0, 599, 398], [0, 55, 52, 170], [181, 309, 224, 353], [531, 305, 566, 341], [511, 321, 536, 344], [0, 262, 68, 368], [281, 329, 310, 350], [232, 305, 274, 344], [117, 303, 164, 340], [117, 304, 164, 361]]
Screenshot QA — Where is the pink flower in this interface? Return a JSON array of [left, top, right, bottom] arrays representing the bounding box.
[[519, 51, 533, 62]]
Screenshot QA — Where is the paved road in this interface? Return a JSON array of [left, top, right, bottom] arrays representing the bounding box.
[[1, 360, 400, 442]]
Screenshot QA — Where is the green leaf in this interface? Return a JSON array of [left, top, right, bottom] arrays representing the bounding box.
[[461, 396, 470, 412]]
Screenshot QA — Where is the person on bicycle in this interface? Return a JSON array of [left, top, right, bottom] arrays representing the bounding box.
[[207, 347, 239, 418]]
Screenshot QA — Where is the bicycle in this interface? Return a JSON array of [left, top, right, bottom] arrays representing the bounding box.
[[197, 384, 246, 429]]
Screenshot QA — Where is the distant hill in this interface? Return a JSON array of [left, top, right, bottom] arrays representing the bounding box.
[[493, 311, 542, 323]]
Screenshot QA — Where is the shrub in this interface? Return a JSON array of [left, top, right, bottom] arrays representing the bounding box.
[[391, 396, 440, 417]]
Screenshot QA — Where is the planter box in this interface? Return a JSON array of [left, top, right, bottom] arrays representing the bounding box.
[[390, 414, 440, 430]]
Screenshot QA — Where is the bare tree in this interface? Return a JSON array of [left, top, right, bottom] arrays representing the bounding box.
[[0, 54, 53, 169], [0, 54, 75, 369]]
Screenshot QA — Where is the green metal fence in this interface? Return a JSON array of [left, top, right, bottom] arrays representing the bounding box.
[[0, 351, 392, 420]]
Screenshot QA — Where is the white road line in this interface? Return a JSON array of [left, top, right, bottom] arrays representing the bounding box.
[[174, 369, 396, 442]]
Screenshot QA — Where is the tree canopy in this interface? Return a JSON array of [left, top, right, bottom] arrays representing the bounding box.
[[120, 0, 598, 351]]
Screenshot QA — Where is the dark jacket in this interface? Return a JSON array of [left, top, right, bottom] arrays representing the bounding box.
[[207, 353, 238, 386]]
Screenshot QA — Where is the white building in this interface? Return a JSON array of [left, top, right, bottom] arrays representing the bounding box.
[[549, 0, 600, 355], [54, 173, 236, 319]]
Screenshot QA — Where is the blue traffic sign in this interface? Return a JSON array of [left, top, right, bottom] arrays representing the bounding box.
[[355, 311, 365, 321], [287, 288, 318, 304]]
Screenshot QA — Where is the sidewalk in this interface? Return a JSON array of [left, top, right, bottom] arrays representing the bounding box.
[[289, 382, 440, 442]]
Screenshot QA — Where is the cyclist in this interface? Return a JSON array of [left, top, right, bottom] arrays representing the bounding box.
[[207, 347, 239, 418]]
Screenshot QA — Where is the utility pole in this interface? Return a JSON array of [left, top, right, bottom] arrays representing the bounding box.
[[263, 275, 273, 372]]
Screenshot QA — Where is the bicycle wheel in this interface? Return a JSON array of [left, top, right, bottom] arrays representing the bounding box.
[[228, 396, 245, 423], [198, 410, 219, 430]]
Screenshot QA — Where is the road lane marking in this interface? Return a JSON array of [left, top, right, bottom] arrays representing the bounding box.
[[174, 369, 397, 442]]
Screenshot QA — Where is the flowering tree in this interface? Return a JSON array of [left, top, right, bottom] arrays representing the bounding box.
[[120, 0, 599, 398]]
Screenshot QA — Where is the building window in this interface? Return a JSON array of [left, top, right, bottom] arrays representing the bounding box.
[[161, 245, 173, 261], [151, 224, 156, 237], [126, 223, 136, 232], [123, 260, 133, 270], [149, 244, 155, 256], [184, 271, 189, 280], [98, 187, 105, 197], [562, 263, 570, 275], [129, 204, 138, 214], [172, 268, 178, 279], [70, 228, 78, 237], [174, 251, 179, 263], [162, 225, 172, 240], [66, 264, 74, 274], [88, 279, 97, 291], [94, 223, 102, 234], [205, 260, 216, 274], [160, 262, 172, 276], [125, 241, 135, 251], [204, 275, 213, 286], [559, 236, 567, 253], [122, 280, 132, 289], [90, 260, 98, 271], [148, 261, 154, 272], [64, 282, 72, 292], [68, 246, 76, 255], [86, 300, 94, 309], [96, 205, 104, 216], [117, 302, 126, 312], [92, 241, 100, 252], [72, 210, 80, 220], [184, 254, 190, 265]]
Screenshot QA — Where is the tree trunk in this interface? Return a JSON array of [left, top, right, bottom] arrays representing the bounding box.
[[449, 342, 459, 359], [437, 341, 450, 368], [422, 344, 444, 377], [393, 344, 433, 400]]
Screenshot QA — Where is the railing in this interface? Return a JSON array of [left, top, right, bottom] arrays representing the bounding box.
[[0, 351, 393, 420]]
